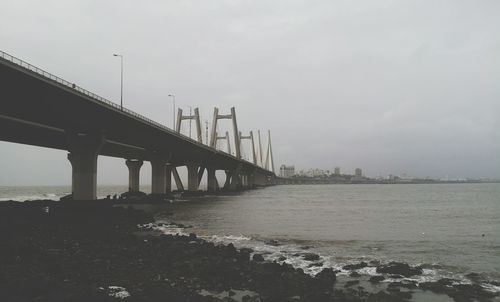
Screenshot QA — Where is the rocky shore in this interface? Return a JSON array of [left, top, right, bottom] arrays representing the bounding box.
[[0, 200, 498, 302]]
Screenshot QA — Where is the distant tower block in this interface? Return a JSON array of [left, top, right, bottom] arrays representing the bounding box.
[[280, 165, 295, 178], [355, 168, 362, 177], [334, 167, 340, 175]]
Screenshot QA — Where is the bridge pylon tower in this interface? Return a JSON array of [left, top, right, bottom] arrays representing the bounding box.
[[176, 107, 202, 142], [209, 107, 241, 158], [239, 131, 257, 165]]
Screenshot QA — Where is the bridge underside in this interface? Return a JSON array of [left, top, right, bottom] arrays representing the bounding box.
[[0, 54, 276, 200]]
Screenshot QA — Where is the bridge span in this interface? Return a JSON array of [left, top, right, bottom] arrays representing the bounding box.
[[0, 50, 277, 200]]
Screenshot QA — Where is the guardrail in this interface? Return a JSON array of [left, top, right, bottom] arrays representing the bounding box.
[[0, 50, 178, 135], [0, 50, 267, 170]]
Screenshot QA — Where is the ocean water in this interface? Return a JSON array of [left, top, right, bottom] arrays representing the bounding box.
[[150, 183, 500, 294], [2, 183, 499, 296], [0, 185, 150, 201]]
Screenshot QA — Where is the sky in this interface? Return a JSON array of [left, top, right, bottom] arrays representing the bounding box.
[[0, 0, 499, 185]]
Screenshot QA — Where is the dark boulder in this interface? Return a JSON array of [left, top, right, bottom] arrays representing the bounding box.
[[315, 268, 336, 284], [376, 262, 422, 277], [345, 280, 359, 287], [369, 275, 385, 283], [252, 254, 265, 262], [343, 262, 368, 270], [302, 253, 320, 261], [265, 239, 280, 246]]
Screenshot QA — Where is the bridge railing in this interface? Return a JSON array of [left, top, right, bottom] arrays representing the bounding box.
[[0, 50, 177, 135], [0, 50, 269, 170]]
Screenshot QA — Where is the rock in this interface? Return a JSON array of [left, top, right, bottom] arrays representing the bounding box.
[[343, 262, 368, 270], [419, 281, 449, 294], [369, 275, 385, 283], [465, 272, 482, 282], [315, 268, 336, 284], [376, 262, 423, 277], [302, 253, 320, 261], [345, 280, 360, 287], [278, 256, 287, 261], [238, 248, 252, 261], [265, 239, 280, 246], [349, 271, 361, 277], [436, 278, 457, 286], [252, 254, 265, 262], [308, 262, 323, 268], [240, 247, 254, 254]]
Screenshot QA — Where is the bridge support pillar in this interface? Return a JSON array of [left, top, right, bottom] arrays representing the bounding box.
[[165, 165, 172, 193], [67, 133, 105, 200], [241, 174, 247, 189], [223, 170, 232, 190], [126, 159, 143, 192], [248, 172, 255, 188], [207, 167, 218, 193], [254, 171, 267, 187], [230, 171, 242, 190], [150, 156, 167, 194], [187, 163, 199, 192]]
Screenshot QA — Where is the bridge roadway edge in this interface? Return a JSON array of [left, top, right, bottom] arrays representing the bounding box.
[[0, 51, 277, 200]]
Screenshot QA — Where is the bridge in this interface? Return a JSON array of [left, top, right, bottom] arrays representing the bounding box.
[[0, 50, 277, 200]]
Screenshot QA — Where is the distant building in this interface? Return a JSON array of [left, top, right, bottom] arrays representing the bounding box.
[[334, 167, 340, 175], [355, 168, 362, 177], [280, 165, 295, 178]]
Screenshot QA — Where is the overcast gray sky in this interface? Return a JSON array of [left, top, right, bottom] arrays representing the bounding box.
[[1, 0, 499, 185]]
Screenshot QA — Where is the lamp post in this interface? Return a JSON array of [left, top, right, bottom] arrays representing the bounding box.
[[113, 53, 123, 110], [168, 94, 175, 129]]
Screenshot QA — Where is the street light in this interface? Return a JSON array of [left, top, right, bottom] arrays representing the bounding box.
[[168, 94, 176, 129], [113, 53, 123, 110]]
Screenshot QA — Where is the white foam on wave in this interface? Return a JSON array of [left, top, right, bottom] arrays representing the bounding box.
[[482, 283, 500, 293], [106, 286, 131, 299], [202, 234, 252, 243], [0, 193, 67, 202], [143, 222, 500, 293], [139, 222, 188, 236]]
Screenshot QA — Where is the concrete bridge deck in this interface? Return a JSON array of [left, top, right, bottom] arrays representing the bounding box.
[[0, 50, 276, 199]]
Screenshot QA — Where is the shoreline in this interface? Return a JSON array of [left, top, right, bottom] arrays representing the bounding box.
[[0, 200, 499, 302]]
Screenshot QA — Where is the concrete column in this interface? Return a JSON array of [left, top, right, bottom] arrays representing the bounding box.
[[67, 133, 105, 200], [241, 174, 247, 189], [230, 171, 242, 190], [248, 173, 255, 188], [207, 167, 217, 193], [172, 167, 184, 191], [187, 163, 199, 192], [165, 165, 172, 193], [150, 156, 167, 194], [125, 159, 143, 192], [254, 171, 266, 186], [224, 170, 232, 189]]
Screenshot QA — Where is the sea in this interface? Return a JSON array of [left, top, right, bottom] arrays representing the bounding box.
[[1, 183, 499, 297]]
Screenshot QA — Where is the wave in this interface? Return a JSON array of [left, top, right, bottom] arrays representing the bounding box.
[[141, 221, 500, 294], [0, 193, 66, 202]]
